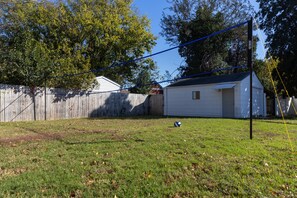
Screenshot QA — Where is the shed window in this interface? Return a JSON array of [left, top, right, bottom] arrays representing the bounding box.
[[192, 91, 200, 100]]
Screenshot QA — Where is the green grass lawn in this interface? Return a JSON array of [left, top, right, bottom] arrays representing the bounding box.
[[0, 117, 296, 197]]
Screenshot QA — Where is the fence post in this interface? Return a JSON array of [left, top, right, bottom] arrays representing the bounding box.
[[31, 87, 36, 121], [44, 78, 47, 120]]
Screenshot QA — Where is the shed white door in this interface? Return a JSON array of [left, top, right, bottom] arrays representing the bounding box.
[[222, 88, 234, 118]]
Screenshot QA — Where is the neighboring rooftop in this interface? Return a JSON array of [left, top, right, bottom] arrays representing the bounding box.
[[167, 72, 250, 87], [95, 76, 120, 87]]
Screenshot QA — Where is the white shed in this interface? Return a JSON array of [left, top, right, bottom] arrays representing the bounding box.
[[92, 76, 121, 93], [164, 72, 266, 118]]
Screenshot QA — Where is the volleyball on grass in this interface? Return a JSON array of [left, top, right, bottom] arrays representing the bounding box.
[[174, 121, 182, 127]]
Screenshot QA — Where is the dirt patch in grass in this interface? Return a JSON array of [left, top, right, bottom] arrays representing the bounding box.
[[0, 167, 27, 179], [0, 129, 122, 145], [259, 131, 280, 138], [0, 133, 63, 145]]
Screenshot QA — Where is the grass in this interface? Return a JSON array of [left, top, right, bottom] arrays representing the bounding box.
[[0, 117, 296, 197]]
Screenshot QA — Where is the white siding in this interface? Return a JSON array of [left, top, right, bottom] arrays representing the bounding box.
[[238, 76, 249, 118], [164, 84, 223, 117], [164, 72, 266, 118], [93, 77, 120, 93], [238, 72, 265, 118], [234, 83, 241, 118]]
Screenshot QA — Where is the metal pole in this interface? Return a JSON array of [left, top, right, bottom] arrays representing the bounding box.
[[248, 18, 253, 139], [44, 77, 47, 121]]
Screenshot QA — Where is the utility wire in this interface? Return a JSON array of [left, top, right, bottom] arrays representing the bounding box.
[[49, 20, 249, 79]]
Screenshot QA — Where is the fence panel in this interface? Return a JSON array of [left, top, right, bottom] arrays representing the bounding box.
[[275, 96, 297, 116], [0, 84, 161, 122], [149, 95, 164, 116]]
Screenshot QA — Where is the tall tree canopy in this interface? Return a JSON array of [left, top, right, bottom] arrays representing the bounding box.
[[0, 0, 156, 89], [161, 0, 255, 77], [257, 0, 297, 95], [128, 59, 159, 94]]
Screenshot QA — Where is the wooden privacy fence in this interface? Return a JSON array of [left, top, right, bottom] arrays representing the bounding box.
[[149, 94, 164, 116], [0, 84, 164, 122]]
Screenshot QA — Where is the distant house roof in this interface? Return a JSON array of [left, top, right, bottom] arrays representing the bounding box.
[[149, 81, 163, 95], [96, 76, 120, 87], [93, 76, 121, 92], [151, 81, 163, 88], [167, 72, 250, 87]]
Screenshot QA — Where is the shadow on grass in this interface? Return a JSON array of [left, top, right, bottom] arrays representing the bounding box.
[[62, 139, 126, 145], [86, 115, 259, 121], [87, 115, 164, 120], [64, 138, 146, 145], [256, 118, 297, 125], [11, 125, 146, 146]]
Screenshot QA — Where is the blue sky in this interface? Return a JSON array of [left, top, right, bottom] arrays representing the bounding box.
[[132, 0, 267, 78]]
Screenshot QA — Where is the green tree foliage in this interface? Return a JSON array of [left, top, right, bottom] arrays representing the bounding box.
[[0, 0, 156, 89], [128, 59, 159, 94], [257, 0, 297, 96], [161, 0, 255, 76], [254, 58, 279, 95]]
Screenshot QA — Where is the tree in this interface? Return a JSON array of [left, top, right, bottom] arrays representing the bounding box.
[[0, 0, 156, 90], [254, 58, 279, 96], [161, 0, 255, 77], [128, 59, 159, 94], [256, 0, 297, 96]]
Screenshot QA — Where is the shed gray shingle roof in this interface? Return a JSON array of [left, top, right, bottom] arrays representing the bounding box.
[[167, 72, 250, 87]]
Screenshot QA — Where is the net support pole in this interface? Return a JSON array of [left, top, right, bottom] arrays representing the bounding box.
[[248, 18, 253, 139]]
